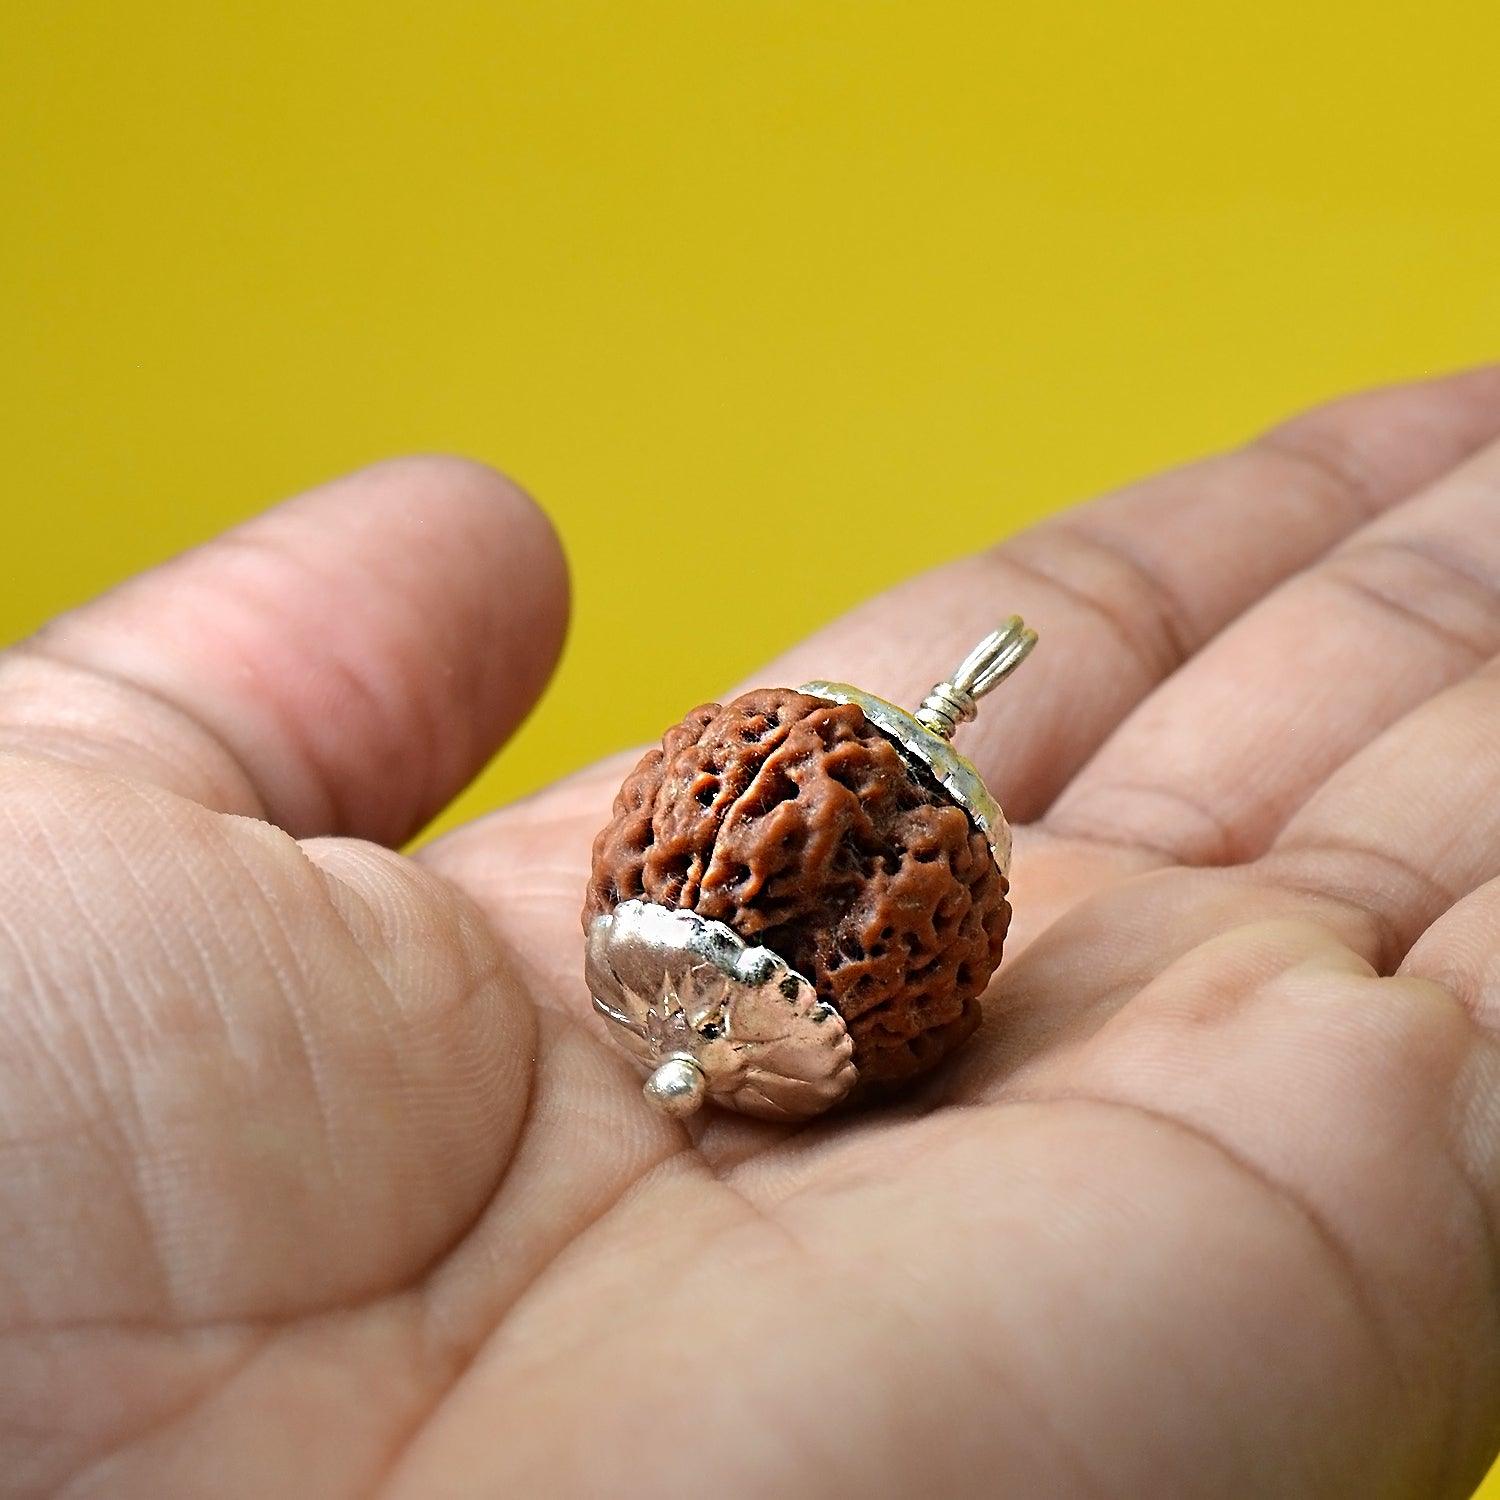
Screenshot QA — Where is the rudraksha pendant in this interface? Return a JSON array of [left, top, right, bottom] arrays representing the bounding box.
[[582, 619, 1037, 1121]]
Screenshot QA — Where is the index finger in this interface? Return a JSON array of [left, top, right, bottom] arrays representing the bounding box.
[[750, 366, 1500, 824]]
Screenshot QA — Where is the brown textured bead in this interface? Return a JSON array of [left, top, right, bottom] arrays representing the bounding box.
[[583, 688, 1010, 1091]]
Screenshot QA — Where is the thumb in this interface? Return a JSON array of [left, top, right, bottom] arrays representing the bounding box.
[[0, 454, 568, 844]]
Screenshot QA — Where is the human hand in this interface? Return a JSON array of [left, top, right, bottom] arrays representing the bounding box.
[[4, 369, 1500, 1498]]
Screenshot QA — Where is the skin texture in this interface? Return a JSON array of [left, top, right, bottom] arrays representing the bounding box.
[[1, 373, 1499, 1498]]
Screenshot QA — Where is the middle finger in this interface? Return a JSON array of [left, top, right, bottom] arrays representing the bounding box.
[[1045, 437, 1500, 865], [752, 368, 1500, 828]]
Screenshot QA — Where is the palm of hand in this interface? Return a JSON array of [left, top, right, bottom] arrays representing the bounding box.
[[4, 373, 1500, 1499]]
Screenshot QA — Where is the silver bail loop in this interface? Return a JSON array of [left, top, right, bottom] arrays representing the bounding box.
[[915, 616, 1038, 740]]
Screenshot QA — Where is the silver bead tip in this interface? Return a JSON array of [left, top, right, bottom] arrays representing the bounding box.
[[643, 1055, 708, 1118]]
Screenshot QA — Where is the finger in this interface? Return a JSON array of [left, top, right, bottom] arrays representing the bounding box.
[[1257, 654, 1500, 971], [938, 634, 1499, 1096], [0, 456, 568, 843], [752, 366, 1500, 823], [1046, 433, 1500, 863]]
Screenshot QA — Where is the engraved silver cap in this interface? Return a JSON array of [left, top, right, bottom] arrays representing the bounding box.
[[802, 615, 1036, 879], [587, 900, 858, 1121]]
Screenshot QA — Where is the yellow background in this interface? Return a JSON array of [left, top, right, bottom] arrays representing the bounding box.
[[3, 3, 1499, 1483]]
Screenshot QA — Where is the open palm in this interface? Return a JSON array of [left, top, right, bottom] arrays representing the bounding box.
[[5, 370, 1500, 1499]]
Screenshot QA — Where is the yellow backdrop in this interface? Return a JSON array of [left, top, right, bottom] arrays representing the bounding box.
[[3, 3, 1498, 1485]]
